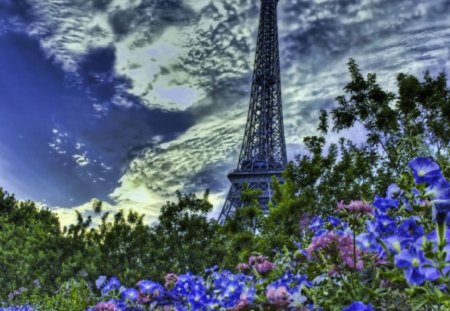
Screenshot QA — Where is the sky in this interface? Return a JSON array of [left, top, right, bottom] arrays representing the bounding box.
[[0, 0, 449, 226]]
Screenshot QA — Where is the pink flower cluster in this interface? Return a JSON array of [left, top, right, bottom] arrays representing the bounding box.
[[337, 200, 373, 215], [266, 286, 290, 308], [232, 292, 251, 311], [95, 302, 118, 311], [236, 263, 250, 272], [306, 231, 364, 272], [164, 273, 178, 288], [249, 255, 274, 274]]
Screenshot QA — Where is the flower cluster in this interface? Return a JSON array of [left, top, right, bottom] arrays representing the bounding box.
[[337, 200, 373, 215], [306, 230, 364, 273], [3, 157, 450, 310]]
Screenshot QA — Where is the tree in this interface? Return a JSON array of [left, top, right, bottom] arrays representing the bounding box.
[[261, 60, 450, 244]]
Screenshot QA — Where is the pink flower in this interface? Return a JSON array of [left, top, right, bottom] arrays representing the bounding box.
[[95, 302, 118, 311], [248, 255, 274, 274], [236, 263, 250, 272], [299, 212, 312, 230], [307, 231, 365, 271], [255, 261, 274, 274], [337, 200, 373, 215], [164, 273, 178, 288], [233, 292, 250, 310], [266, 286, 290, 307]]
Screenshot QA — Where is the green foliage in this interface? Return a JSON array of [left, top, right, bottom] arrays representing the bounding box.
[[148, 191, 225, 278]]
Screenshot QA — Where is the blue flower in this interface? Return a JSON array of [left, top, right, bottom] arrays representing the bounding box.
[[309, 216, 324, 231], [426, 179, 450, 224], [95, 275, 107, 289], [372, 195, 399, 213], [137, 280, 164, 297], [395, 246, 439, 285], [356, 233, 383, 254], [101, 277, 121, 295], [408, 157, 443, 185], [121, 288, 139, 301], [327, 216, 341, 227], [386, 183, 402, 198], [373, 214, 397, 236], [398, 218, 424, 239], [343, 301, 374, 311], [383, 235, 408, 254]]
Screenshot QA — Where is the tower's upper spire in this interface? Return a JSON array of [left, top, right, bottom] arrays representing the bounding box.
[[237, 0, 286, 172], [218, 0, 287, 223]]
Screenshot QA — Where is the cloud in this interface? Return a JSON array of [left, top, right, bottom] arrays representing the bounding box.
[[2, 0, 450, 223]]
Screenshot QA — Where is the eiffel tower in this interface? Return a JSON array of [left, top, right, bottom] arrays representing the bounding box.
[[218, 0, 287, 224]]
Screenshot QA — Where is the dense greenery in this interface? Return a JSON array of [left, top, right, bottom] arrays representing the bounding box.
[[1, 62, 449, 309]]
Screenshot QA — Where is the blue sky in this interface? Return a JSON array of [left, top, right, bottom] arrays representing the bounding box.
[[0, 0, 449, 225]]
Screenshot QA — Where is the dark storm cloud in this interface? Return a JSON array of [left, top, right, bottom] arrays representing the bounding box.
[[0, 0, 33, 21], [92, 0, 112, 11], [0, 32, 194, 206]]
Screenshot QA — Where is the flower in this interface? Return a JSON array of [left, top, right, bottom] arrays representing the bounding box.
[[120, 288, 139, 301], [395, 246, 439, 285], [386, 183, 402, 198], [408, 157, 443, 185], [95, 276, 107, 290], [266, 286, 290, 308], [235, 263, 250, 272], [248, 256, 274, 274], [101, 277, 121, 295], [164, 273, 178, 288], [337, 200, 373, 215], [343, 301, 374, 311], [309, 216, 324, 232], [372, 195, 399, 213], [137, 280, 164, 297], [94, 302, 118, 311]]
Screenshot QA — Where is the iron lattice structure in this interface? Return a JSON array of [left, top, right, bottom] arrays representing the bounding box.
[[218, 0, 287, 224]]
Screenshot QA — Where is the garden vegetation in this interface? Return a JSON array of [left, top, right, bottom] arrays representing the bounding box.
[[1, 60, 449, 310]]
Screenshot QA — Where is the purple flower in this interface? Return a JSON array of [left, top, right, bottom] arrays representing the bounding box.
[[94, 302, 118, 311], [408, 157, 443, 185], [164, 273, 178, 288], [248, 255, 274, 274], [343, 301, 374, 311], [266, 286, 290, 308], [337, 200, 373, 215], [236, 263, 250, 272]]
